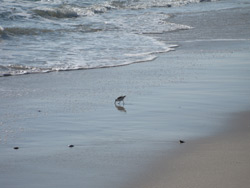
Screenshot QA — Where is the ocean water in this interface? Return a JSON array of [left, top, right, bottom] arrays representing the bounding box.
[[0, 0, 212, 77]]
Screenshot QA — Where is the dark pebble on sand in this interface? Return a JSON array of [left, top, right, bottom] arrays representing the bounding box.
[[179, 140, 185, 144]]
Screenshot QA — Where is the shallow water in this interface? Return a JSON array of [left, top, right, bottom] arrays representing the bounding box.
[[1, 0, 249, 76]]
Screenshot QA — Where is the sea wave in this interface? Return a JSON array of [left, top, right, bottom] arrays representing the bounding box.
[[0, 65, 51, 77], [109, 0, 203, 9], [0, 0, 217, 22], [33, 7, 79, 18], [32, 0, 214, 19], [0, 0, 215, 78], [1, 27, 53, 36], [103, 11, 193, 34], [0, 44, 177, 77], [33, 3, 116, 19]]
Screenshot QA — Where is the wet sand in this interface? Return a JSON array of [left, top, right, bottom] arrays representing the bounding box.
[[1, 40, 249, 188]]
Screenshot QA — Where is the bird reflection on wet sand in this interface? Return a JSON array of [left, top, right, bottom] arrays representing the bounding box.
[[115, 103, 127, 113]]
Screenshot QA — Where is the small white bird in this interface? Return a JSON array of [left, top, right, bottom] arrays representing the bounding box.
[[115, 95, 126, 104]]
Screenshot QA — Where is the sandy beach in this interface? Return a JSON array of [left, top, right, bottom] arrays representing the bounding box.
[[126, 111, 250, 188], [1, 1, 250, 188]]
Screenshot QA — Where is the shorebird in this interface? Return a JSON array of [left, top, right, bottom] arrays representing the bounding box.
[[115, 95, 126, 104]]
